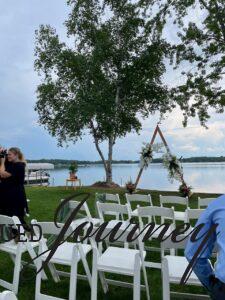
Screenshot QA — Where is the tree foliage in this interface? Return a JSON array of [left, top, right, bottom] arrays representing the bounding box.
[[154, 0, 225, 125], [34, 0, 171, 183]]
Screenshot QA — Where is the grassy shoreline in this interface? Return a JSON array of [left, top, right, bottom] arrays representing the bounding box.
[[0, 186, 221, 299]]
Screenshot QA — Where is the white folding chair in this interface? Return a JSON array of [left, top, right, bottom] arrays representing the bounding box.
[[160, 195, 188, 221], [90, 225, 150, 300], [61, 199, 101, 229], [96, 202, 131, 228], [198, 197, 215, 209], [0, 215, 42, 295], [0, 291, 17, 300], [161, 237, 209, 300], [95, 193, 121, 204], [95, 193, 121, 218], [185, 208, 204, 224], [105, 193, 121, 204], [125, 194, 153, 217], [138, 206, 175, 269], [32, 220, 92, 300]]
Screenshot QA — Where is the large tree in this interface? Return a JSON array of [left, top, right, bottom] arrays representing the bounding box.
[[153, 0, 225, 125], [34, 0, 172, 184]]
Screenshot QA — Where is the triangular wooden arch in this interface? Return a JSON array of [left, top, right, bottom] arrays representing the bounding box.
[[134, 124, 186, 188]]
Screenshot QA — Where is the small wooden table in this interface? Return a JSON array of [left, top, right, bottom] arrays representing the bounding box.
[[66, 178, 81, 189]]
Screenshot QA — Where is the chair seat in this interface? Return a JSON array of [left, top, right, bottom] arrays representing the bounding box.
[[165, 255, 201, 285], [0, 240, 39, 254], [40, 242, 92, 266], [97, 246, 146, 276], [174, 211, 186, 221], [0, 291, 17, 300]]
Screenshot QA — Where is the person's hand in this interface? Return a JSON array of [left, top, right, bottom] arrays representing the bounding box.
[[0, 170, 10, 178], [0, 147, 6, 161]]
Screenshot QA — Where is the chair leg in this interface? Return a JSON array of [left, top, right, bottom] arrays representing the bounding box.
[[162, 258, 170, 300], [25, 242, 47, 280], [91, 250, 98, 300], [35, 258, 42, 300], [69, 253, 78, 300], [142, 265, 150, 300], [48, 263, 60, 283], [81, 255, 92, 288], [99, 271, 108, 294], [133, 255, 141, 300], [12, 251, 22, 295]]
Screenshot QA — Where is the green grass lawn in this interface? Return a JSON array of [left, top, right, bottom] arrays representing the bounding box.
[[0, 186, 221, 299]]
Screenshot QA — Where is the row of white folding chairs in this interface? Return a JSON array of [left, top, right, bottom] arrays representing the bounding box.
[[0, 209, 208, 300], [0, 211, 149, 300], [96, 192, 215, 221], [32, 218, 150, 300], [96, 200, 205, 225], [92, 202, 209, 299]]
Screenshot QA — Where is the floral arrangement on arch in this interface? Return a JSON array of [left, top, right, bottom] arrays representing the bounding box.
[[139, 143, 163, 169], [162, 153, 183, 183], [179, 183, 192, 197]]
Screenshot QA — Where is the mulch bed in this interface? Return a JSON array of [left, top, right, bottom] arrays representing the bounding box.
[[91, 181, 121, 188]]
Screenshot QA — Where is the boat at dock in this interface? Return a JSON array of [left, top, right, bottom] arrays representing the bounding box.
[[25, 163, 54, 185]]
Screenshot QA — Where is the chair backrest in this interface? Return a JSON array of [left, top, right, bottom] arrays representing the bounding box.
[[160, 195, 188, 207], [0, 215, 17, 226], [161, 235, 188, 257], [31, 220, 74, 251], [60, 199, 93, 221], [185, 208, 204, 223], [126, 193, 152, 205], [95, 193, 120, 204], [198, 197, 215, 209], [0, 215, 27, 242], [32, 221, 71, 236], [96, 202, 131, 221], [105, 193, 121, 204], [89, 224, 144, 255], [138, 206, 175, 226]]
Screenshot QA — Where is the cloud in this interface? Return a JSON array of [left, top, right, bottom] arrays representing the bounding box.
[[178, 144, 200, 152]]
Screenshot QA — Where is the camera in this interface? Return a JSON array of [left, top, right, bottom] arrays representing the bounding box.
[[0, 149, 7, 158]]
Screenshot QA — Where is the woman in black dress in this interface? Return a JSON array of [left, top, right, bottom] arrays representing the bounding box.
[[0, 147, 29, 225]]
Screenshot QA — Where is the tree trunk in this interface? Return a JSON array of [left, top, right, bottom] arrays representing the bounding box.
[[90, 121, 115, 184], [106, 137, 114, 184]]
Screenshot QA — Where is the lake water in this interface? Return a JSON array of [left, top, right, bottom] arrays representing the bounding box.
[[49, 163, 225, 194]]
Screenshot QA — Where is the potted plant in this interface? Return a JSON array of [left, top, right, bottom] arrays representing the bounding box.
[[126, 179, 136, 194], [68, 162, 78, 179]]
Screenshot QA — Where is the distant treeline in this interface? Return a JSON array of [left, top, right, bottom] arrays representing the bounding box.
[[27, 156, 225, 168]]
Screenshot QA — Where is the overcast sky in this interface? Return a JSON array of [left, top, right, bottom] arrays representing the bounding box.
[[0, 0, 224, 160]]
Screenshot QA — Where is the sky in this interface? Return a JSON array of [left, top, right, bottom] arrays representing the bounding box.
[[0, 0, 224, 161]]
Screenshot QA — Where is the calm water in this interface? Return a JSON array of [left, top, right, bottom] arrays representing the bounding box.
[[49, 163, 225, 194]]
